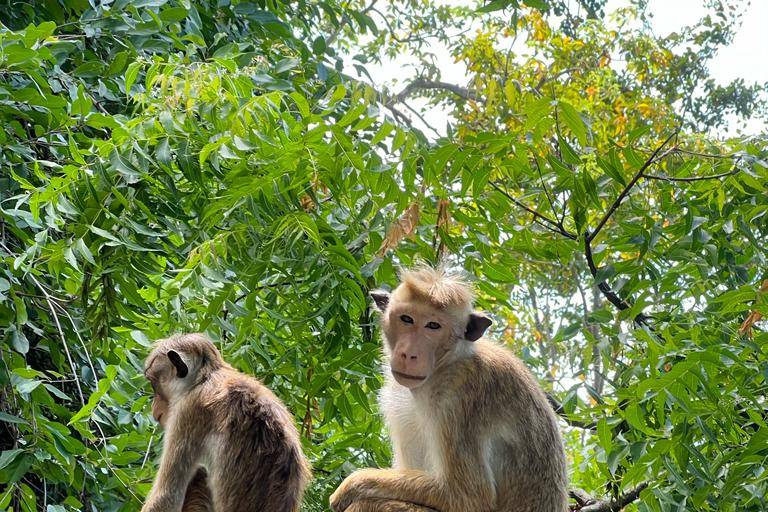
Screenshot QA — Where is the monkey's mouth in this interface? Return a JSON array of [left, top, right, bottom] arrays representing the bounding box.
[[392, 370, 427, 382]]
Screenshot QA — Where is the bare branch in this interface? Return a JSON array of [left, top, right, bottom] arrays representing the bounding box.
[[672, 147, 736, 159], [570, 488, 598, 508], [584, 238, 627, 309], [575, 483, 649, 512], [392, 79, 480, 103], [400, 100, 442, 138]]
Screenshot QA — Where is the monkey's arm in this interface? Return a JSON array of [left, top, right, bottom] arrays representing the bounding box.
[[346, 497, 438, 512], [331, 435, 496, 512], [331, 469, 444, 512], [142, 423, 204, 512], [181, 468, 213, 512]]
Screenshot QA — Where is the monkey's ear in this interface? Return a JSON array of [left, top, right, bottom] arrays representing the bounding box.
[[465, 312, 492, 341], [167, 350, 189, 378], [370, 290, 391, 312]]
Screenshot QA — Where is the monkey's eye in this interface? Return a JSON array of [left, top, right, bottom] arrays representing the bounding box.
[[400, 315, 414, 324], [425, 321, 441, 330]]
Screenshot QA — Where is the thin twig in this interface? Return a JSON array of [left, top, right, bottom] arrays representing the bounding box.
[[23, 273, 86, 405], [401, 101, 442, 138], [547, 394, 597, 431], [643, 164, 740, 182], [532, 152, 560, 220], [672, 147, 735, 158], [55, 302, 98, 384], [0, 241, 142, 503], [141, 433, 154, 469], [327, 0, 379, 46], [490, 181, 577, 240], [588, 132, 678, 243]]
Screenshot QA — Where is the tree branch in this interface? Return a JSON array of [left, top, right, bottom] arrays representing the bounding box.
[[643, 164, 740, 182], [574, 482, 649, 512], [570, 488, 597, 508], [327, 0, 379, 46], [583, 236, 643, 319], [587, 132, 678, 243], [400, 100, 442, 138], [490, 181, 577, 240], [546, 393, 597, 431], [582, 133, 679, 325], [533, 152, 560, 221], [392, 79, 480, 103]]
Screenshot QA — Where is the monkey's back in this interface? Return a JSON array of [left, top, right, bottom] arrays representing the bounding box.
[[471, 340, 568, 511], [208, 371, 311, 512]]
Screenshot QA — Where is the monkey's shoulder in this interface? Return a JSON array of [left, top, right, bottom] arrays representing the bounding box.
[[449, 340, 549, 402], [206, 371, 295, 437], [473, 340, 539, 377]]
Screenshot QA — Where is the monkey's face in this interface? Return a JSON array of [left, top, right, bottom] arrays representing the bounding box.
[[144, 345, 193, 425], [151, 394, 170, 427], [371, 287, 493, 389], [383, 299, 456, 388]]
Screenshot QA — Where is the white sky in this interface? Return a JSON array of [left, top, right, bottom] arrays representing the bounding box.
[[622, 0, 768, 135], [349, 0, 768, 138]]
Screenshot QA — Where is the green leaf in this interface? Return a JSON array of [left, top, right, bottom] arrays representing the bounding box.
[[68, 366, 118, 425], [0, 449, 24, 470], [89, 225, 121, 243], [0, 411, 28, 426], [12, 329, 29, 354], [24, 21, 56, 46], [312, 36, 326, 55], [558, 101, 588, 146], [125, 61, 142, 96], [64, 246, 79, 270]]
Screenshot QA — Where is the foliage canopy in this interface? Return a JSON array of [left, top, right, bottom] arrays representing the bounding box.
[[0, 1, 766, 511]]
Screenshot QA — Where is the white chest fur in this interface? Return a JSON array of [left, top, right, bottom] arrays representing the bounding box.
[[379, 380, 444, 477]]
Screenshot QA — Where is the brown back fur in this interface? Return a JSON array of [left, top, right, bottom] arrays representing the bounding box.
[[144, 333, 311, 512]]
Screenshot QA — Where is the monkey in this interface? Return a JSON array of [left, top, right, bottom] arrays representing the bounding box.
[[181, 469, 213, 512], [330, 266, 568, 512], [142, 333, 311, 512], [149, 393, 213, 512], [345, 499, 436, 512]]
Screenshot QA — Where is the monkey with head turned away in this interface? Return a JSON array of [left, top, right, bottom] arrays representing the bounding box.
[[142, 333, 311, 512], [331, 266, 568, 512]]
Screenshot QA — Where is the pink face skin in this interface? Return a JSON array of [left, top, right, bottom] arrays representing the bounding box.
[[381, 299, 459, 389]]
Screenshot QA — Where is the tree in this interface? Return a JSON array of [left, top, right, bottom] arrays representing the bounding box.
[[0, 1, 766, 511]]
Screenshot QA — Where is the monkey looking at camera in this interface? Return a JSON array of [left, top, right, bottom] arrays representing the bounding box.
[[142, 333, 311, 512], [331, 266, 568, 512]]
